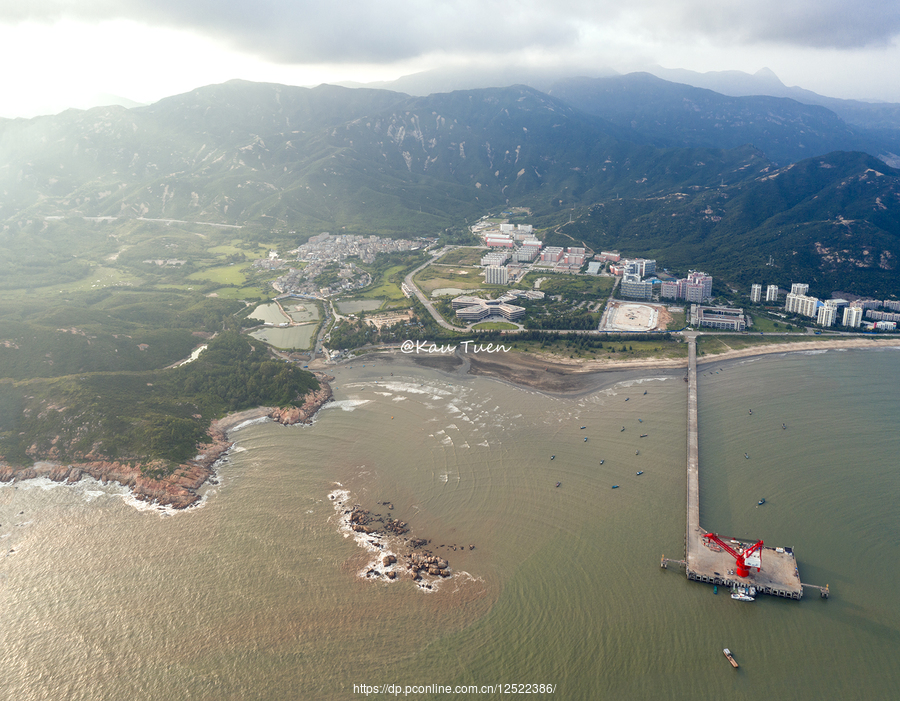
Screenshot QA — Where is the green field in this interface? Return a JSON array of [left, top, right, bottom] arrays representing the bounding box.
[[435, 247, 487, 266], [187, 263, 250, 285], [666, 309, 687, 330], [518, 272, 614, 299], [504, 333, 688, 361], [746, 313, 802, 333], [414, 265, 485, 294], [472, 321, 518, 330]]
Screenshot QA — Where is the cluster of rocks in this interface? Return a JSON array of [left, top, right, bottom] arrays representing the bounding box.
[[382, 518, 409, 536], [406, 552, 450, 580], [335, 493, 480, 590]]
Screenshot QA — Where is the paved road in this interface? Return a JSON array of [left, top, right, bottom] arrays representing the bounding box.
[[403, 256, 468, 332]]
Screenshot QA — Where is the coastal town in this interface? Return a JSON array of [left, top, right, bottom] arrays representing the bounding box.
[[252, 214, 900, 353]]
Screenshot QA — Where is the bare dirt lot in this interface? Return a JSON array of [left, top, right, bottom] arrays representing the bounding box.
[[602, 301, 671, 332]]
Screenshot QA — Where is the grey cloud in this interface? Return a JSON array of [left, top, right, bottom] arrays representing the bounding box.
[[647, 0, 900, 50], [5, 0, 900, 64]]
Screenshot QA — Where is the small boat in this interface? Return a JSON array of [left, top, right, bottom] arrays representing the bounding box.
[[611, 485, 619, 489], [748, 409, 752, 415], [580, 426, 586, 430], [636, 471, 644, 476], [643, 391, 647, 395], [723, 649, 739, 668], [625, 397, 630, 401], [714, 585, 718, 594], [599, 459, 604, 465], [758, 498, 766, 506], [782, 423, 786, 429], [550, 455, 555, 460], [640, 434, 648, 438], [638, 418, 643, 423], [620, 426, 625, 432], [556, 481, 561, 488], [744, 453, 749, 459], [584, 437, 588, 442], [731, 585, 755, 602], [635, 450, 640, 455]]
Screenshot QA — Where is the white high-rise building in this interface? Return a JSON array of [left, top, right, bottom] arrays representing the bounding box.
[[766, 285, 779, 302], [750, 284, 762, 303], [817, 304, 836, 327], [843, 306, 863, 328], [785, 293, 819, 318], [485, 266, 508, 285], [791, 283, 809, 296]]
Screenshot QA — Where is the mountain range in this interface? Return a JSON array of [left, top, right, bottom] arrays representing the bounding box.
[[1, 72, 899, 297]]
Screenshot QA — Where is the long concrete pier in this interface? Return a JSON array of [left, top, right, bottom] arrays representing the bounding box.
[[674, 335, 806, 600]]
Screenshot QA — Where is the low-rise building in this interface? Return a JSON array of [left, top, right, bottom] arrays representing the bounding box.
[[690, 305, 748, 331], [453, 295, 525, 322]]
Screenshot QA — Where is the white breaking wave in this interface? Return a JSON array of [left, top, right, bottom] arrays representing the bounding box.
[[230, 416, 270, 432], [325, 398, 372, 411]]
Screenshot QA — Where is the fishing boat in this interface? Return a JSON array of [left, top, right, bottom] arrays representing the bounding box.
[[640, 434, 648, 438], [550, 455, 555, 460], [723, 649, 739, 668], [580, 426, 586, 430], [620, 426, 625, 432], [636, 471, 643, 476], [643, 391, 647, 395], [611, 485, 619, 489], [758, 498, 766, 506], [744, 453, 749, 459], [625, 397, 630, 401], [599, 459, 604, 465], [584, 437, 588, 442], [556, 482, 561, 488], [635, 450, 640, 455], [638, 418, 642, 423]]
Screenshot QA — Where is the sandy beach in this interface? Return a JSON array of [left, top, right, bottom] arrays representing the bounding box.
[[340, 336, 899, 395]]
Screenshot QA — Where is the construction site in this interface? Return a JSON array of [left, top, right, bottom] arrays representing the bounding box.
[[601, 300, 671, 332]]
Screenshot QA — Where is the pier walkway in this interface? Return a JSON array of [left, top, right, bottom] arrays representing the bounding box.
[[679, 335, 805, 600]]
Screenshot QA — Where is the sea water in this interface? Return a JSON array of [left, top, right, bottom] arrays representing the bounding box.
[[0, 347, 898, 700]]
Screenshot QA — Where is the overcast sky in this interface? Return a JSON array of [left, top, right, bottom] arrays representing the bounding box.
[[2, 0, 899, 118]]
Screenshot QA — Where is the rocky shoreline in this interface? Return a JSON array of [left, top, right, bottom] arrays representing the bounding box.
[[0, 373, 334, 509]]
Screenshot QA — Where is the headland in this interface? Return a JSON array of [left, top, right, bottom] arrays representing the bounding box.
[[0, 374, 334, 509]]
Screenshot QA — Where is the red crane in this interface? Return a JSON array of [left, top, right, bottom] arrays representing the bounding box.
[[703, 533, 764, 577]]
